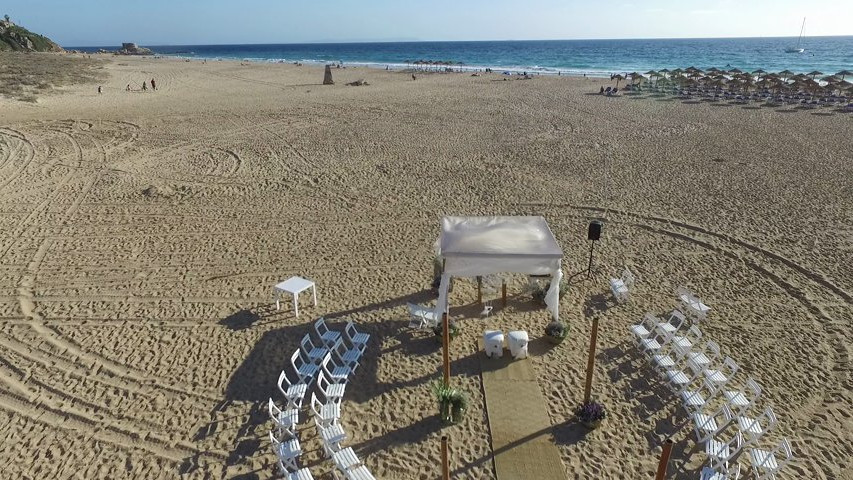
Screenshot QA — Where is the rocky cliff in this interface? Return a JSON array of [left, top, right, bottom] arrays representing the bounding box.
[[0, 18, 64, 52]]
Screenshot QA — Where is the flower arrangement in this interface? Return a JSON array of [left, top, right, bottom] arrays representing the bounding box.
[[574, 401, 606, 428], [544, 320, 568, 344]]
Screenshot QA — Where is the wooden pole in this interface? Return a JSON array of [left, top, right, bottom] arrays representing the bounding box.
[[583, 316, 600, 404], [654, 439, 674, 480], [501, 281, 507, 308], [441, 435, 450, 480], [477, 276, 482, 304], [442, 313, 451, 385]]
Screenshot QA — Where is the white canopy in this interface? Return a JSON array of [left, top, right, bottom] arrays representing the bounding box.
[[434, 216, 564, 320]]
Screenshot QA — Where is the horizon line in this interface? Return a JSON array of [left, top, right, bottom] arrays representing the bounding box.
[[65, 33, 853, 48]]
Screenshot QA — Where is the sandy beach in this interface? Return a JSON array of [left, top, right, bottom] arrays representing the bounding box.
[[0, 55, 850, 479]]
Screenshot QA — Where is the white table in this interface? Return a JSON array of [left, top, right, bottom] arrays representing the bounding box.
[[274, 276, 317, 316]]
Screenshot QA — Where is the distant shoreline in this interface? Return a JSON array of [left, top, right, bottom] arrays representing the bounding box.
[[64, 37, 853, 80]]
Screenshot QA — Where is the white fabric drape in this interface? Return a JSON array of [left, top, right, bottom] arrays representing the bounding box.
[[434, 260, 563, 321]]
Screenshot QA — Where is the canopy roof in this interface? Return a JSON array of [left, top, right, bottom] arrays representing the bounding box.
[[439, 216, 563, 259]]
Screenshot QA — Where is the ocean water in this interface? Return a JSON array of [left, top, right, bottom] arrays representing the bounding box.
[[73, 37, 853, 76]]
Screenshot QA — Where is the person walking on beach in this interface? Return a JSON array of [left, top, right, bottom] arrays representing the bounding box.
[[126, 84, 131, 92], [97, 86, 102, 94], [142, 81, 148, 91], [151, 78, 156, 91]]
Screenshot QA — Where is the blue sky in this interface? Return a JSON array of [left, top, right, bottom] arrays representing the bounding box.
[[7, 0, 852, 46]]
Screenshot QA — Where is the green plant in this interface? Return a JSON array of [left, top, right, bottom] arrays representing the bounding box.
[[433, 320, 460, 341], [531, 278, 568, 305], [544, 320, 568, 344], [432, 381, 467, 424]]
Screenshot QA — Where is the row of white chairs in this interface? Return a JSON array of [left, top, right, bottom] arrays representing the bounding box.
[[630, 312, 793, 479], [270, 318, 374, 479]]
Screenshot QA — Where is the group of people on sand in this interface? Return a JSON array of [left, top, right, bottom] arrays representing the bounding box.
[[123, 78, 157, 92]]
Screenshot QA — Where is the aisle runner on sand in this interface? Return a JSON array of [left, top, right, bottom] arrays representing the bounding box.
[[478, 343, 566, 480]]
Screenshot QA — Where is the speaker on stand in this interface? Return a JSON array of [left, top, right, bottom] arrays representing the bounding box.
[[587, 220, 603, 279]]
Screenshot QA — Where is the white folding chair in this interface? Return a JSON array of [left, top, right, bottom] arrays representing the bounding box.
[[291, 349, 319, 386], [268, 397, 299, 439], [704, 357, 739, 387], [408, 302, 439, 330], [344, 320, 370, 352], [735, 406, 777, 442], [656, 309, 687, 336], [748, 437, 793, 479], [723, 377, 762, 415], [331, 338, 360, 373], [705, 431, 744, 472], [314, 415, 347, 458], [314, 317, 342, 348], [288, 468, 316, 480], [700, 463, 741, 480], [677, 286, 711, 321], [676, 340, 720, 371], [671, 324, 702, 350], [345, 465, 377, 480], [609, 268, 633, 303], [693, 403, 733, 444], [681, 377, 722, 416], [664, 358, 702, 393], [332, 447, 363, 473], [270, 429, 302, 473], [317, 370, 346, 405], [630, 313, 658, 343], [301, 333, 329, 365], [322, 352, 352, 384], [310, 391, 340, 427], [278, 370, 308, 410]]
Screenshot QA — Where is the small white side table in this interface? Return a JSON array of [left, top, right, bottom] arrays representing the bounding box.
[[507, 330, 529, 359], [484, 330, 504, 358], [274, 276, 317, 316]]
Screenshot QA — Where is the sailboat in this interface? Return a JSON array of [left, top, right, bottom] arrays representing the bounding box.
[[785, 18, 805, 53]]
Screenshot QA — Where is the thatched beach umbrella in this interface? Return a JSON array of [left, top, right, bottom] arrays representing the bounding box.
[[836, 70, 853, 80], [778, 69, 794, 80], [807, 70, 823, 79], [612, 74, 625, 88], [658, 68, 671, 78], [728, 68, 743, 74]]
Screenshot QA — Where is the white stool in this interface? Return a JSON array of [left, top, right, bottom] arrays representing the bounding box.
[[484, 330, 504, 358], [507, 330, 529, 359]]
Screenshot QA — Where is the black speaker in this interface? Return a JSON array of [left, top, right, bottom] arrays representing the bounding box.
[[588, 220, 603, 241]]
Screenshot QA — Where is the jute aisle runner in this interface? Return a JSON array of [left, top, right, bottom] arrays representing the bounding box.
[[479, 346, 566, 480]]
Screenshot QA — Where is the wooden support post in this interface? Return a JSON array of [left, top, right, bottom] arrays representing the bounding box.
[[477, 276, 482, 304], [583, 316, 600, 404], [442, 313, 451, 385], [441, 435, 450, 480], [654, 439, 674, 480], [501, 281, 507, 308]]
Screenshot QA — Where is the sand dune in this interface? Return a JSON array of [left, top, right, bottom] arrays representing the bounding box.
[[0, 56, 850, 479]]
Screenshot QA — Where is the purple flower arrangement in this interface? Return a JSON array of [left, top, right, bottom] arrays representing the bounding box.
[[574, 401, 607, 423]]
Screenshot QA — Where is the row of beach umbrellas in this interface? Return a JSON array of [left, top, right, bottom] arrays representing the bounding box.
[[612, 67, 853, 95]]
